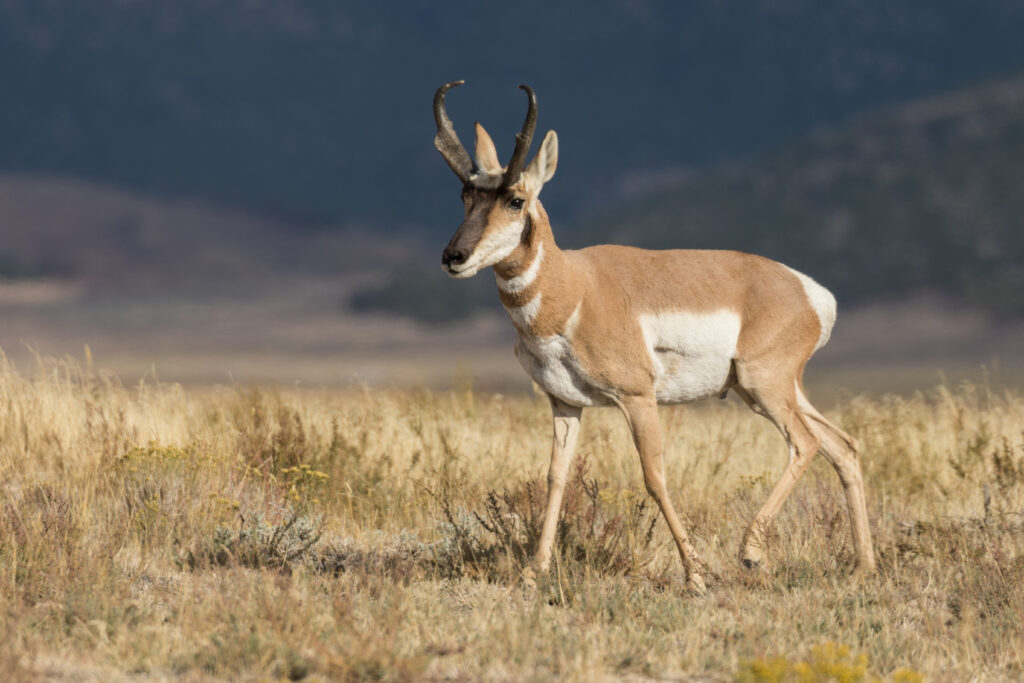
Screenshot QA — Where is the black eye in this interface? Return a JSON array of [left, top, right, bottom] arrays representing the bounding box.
[[508, 197, 524, 210]]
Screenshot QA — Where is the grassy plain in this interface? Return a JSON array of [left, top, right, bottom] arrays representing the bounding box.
[[1, 356, 1023, 680]]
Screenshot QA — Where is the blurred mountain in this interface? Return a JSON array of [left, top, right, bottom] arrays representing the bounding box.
[[3, 0, 1024, 235], [0, 175, 423, 296]]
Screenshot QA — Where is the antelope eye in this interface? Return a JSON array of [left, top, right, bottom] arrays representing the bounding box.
[[508, 197, 525, 210]]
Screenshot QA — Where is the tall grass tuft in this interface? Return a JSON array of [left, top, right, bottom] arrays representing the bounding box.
[[0, 354, 1022, 679]]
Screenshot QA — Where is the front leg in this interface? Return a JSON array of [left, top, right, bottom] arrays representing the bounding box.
[[534, 395, 582, 573], [620, 394, 706, 593]]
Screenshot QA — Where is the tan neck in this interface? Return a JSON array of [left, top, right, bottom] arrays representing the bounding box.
[[493, 203, 554, 280], [494, 203, 584, 338]]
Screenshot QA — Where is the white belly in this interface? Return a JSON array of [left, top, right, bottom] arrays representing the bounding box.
[[515, 335, 606, 407], [640, 310, 741, 404]]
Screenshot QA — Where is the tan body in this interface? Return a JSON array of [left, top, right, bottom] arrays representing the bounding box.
[[434, 82, 875, 591], [496, 212, 822, 407]]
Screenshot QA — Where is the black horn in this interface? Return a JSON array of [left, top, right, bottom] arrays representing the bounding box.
[[433, 81, 476, 183], [501, 85, 538, 188]]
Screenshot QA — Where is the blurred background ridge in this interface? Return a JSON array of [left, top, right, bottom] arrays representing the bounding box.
[[2, 0, 1023, 393]]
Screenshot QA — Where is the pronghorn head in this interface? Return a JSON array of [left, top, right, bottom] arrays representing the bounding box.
[[434, 81, 558, 278]]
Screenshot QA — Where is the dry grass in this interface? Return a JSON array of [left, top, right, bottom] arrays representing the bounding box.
[[1, 355, 1023, 680]]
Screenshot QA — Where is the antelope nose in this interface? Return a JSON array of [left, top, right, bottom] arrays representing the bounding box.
[[442, 246, 468, 267]]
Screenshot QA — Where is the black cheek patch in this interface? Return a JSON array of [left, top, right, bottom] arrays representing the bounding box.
[[521, 213, 534, 245]]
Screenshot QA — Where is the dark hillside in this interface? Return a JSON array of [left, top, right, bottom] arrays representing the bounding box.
[[582, 74, 1024, 314], [3, 0, 1024, 234]]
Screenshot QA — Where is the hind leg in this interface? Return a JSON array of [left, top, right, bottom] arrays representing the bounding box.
[[733, 375, 821, 569], [796, 386, 875, 572]]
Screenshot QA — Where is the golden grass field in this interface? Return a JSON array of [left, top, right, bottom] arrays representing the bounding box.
[[1, 355, 1023, 681]]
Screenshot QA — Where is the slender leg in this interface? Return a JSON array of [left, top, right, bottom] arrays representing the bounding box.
[[737, 383, 821, 568], [534, 396, 582, 572], [620, 394, 706, 592], [796, 388, 876, 572]]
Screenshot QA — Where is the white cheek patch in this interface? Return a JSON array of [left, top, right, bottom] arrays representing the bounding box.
[[784, 266, 837, 351], [640, 310, 741, 404], [461, 219, 522, 272], [504, 292, 541, 329], [495, 242, 544, 293]]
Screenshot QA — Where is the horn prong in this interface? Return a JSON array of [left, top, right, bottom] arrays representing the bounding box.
[[502, 84, 538, 188], [433, 81, 476, 183]]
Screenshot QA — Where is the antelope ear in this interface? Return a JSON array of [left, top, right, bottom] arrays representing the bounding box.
[[474, 122, 502, 174], [523, 130, 558, 188]]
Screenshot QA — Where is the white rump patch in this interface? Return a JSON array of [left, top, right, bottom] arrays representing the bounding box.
[[639, 310, 741, 404], [504, 293, 541, 329], [496, 242, 544, 293], [784, 266, 837, 351]]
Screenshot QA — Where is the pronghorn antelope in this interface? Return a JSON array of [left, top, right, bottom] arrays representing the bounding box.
[[433, 81, 875, 591]]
